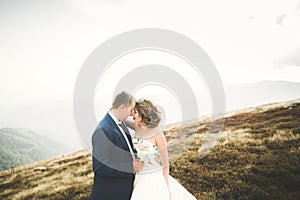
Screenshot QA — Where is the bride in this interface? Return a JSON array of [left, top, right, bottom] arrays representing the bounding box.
[[126, 99, 197, 200]]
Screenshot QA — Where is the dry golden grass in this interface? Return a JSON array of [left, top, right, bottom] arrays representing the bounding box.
[[170, 99, 300, 200], [0, 150, 93, 199], [0, 99, 299, 199]]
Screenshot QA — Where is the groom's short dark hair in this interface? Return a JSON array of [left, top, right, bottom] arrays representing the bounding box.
[[112, 91, 135, 108]]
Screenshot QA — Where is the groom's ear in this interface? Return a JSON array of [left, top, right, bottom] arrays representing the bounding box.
[[119, 104, 126, 110]]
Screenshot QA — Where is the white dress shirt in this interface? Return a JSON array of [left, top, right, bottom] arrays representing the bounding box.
[[108, 111, 135, 159]]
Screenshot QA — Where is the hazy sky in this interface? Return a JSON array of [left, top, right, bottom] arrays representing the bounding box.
[[1, 0, 300, 107]]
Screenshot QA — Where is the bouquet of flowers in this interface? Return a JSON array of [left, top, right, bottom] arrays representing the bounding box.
[[133, 138, 159, 165]]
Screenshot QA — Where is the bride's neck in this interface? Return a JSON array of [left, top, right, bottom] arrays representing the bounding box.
[[134, 126, 160, 139]]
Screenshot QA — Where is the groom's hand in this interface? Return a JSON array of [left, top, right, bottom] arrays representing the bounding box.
[[133, 159, 144, 173]]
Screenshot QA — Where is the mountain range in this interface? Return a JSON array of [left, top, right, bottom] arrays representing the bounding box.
[[0, 127, 73, 171]]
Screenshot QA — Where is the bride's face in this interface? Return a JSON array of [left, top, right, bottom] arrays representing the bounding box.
[[132, 109, 142, 125]]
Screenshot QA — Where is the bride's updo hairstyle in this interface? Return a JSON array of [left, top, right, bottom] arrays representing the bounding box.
[[135, 99, 161, 128]]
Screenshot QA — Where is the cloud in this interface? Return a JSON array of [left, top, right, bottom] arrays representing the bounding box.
[[276, 14, 288, 25], [278, 47, 300, 67], [296, 0, 300, 11]]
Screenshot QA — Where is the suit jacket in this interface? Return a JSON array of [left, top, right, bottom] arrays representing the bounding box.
[[90, 113, 134, 200]]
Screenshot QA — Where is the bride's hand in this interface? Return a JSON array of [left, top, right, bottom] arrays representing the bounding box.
[[133, 159, 144, 173]]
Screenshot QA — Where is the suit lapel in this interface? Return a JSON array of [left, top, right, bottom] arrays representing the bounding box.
[[105, 114, 130, 151]]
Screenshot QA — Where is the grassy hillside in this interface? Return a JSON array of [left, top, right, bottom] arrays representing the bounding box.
[[170, 100, 300, 199], [0, 128, 73, 171], [0, 99, 299, 199]]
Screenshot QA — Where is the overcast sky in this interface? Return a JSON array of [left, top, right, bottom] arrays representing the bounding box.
[[1, 0, 300, 107]]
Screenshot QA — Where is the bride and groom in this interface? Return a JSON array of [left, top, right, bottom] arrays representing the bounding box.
[[90, 91, 196, 200]]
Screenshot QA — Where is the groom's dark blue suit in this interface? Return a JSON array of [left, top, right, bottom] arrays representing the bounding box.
[[90, 113, 135, 200]]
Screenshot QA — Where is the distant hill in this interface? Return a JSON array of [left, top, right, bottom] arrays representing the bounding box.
[[0, 128, 73, 171], [0, 98, 299, 199], [0, 100, 82, 149]]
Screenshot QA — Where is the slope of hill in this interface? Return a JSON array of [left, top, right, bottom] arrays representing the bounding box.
[[0, 128, 73, 171], [170, 99, 300, 199], [0, 99, 299, 199]]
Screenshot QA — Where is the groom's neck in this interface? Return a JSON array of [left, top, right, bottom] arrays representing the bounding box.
[[110, 108, 122, 122]]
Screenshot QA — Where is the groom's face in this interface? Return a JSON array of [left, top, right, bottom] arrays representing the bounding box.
[[127, 101, 136, 117], [120, 101, 135, 121]]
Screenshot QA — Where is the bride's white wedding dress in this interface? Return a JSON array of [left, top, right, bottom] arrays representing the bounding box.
[[131, 138, 197, 200]]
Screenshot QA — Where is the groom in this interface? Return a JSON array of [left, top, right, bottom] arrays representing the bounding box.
[[90, 91, 144, 200]]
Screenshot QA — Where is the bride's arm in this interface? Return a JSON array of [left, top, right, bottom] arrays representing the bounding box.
[[155, 131, 169, 185], [124, 117, 136, 130]]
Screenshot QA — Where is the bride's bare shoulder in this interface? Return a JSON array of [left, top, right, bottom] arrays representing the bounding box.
[[154, 129, 167, 148]]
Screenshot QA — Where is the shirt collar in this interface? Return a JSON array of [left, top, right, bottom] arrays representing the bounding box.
[[108, 110, 122, 125]]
